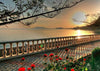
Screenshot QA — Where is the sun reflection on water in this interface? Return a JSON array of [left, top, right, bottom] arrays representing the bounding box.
[[76, 30, 81, 39], [75, 29, 94, 39]]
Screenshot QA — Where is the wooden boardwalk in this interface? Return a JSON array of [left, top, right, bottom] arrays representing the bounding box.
[[0, 40, 100, 71]]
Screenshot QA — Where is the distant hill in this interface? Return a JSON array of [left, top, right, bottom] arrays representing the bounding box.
[[33, 27, 47, 29], [56, 27, 72, 29], [87, 17, 100, 28], [56, 27, 64, 29], [73, 17, 100, 30], [33, 27, 73, 29]]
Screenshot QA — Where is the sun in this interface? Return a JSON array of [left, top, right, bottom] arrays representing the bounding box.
[[72, 12, 87, 25]]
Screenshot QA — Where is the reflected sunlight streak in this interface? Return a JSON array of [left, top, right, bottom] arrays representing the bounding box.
[[76, 30, 81, 39], [75, 29, 94, 39]]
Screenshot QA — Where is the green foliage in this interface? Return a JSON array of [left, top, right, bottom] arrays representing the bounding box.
[[92, 47, 100, 59], [81, 48, 100, 71]]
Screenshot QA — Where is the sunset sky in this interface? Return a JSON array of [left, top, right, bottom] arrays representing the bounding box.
[[1, 0, 100, 28], [30, 0, 100, 28]]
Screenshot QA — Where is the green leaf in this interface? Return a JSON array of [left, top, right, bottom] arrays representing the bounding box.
[[40, 44, 43, 47], [48, 64, 53, 70], [43, 68, 48, 71]]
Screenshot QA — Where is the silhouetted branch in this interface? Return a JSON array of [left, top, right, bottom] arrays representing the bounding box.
[[0, 0, 85, 26]]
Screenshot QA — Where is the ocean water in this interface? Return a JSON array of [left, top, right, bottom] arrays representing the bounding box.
[[0, 28, 95, 49]]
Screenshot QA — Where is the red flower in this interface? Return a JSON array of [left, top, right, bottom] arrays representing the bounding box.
[[55, 55, 58, 58], [71, 68, 75, 71], [62, 65, 64, 67], [39, 46, 41, 48], [18, 67, 25, 71], [21, 57, 25, 61], [59, 57, 62, 60], [27, 67, 31, 71], [44, 54, 47, 57], [56, 58, 59, 61], [50, 58, 53, 61], [49, 53, 54, 57], [31, 64, 35, 68], [83, 58, 86, 61], [65, 48, 69, 52], [64, 67, 66, 70], [57, 46, 59, 48]]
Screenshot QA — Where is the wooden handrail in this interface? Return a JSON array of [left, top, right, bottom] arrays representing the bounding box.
[[0, 35, 96, 44], [0, 34, 100, 61]]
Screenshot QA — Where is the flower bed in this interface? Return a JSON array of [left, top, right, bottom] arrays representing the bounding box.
[[18, 47, 100, 71], [43, 54, 87, 71]]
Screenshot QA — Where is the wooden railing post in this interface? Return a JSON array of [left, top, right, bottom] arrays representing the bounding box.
[[64, 37, 66, 46], [58, 38, 60, 47], [3, 43, 6, 58], [41, 40, 43, 51], [65, 37, 67, 46], [52, 39, 54, 49], [37, 40, 39, 52], [72, 37, 73, 45], [22, 42, 24, 54], [54, 39, 56, 48], [90, 35, 92, 42], [60, 38, 62, 47], [70, 37, 73, 45], [68, 37, 70, 46], [63, 38, 65, 46], [10, 43, 13, 56], [93, 35, 95, 41], [48, 39, 50, 49], [32, 41, 34, 52], [51, 39, 53, 49], [16, 42, 19, 55], [66, 37, 68, 46], [61, 38, 63, 47], [27, 41, 30, 53], [73, 36, 75, 45], [44, 40, 47, 51], [57, 38, 59, 47], [62, 38, 64, 47]]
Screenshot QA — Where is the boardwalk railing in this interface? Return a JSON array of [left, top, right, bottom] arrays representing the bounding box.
[[0, 35, 100, 60]]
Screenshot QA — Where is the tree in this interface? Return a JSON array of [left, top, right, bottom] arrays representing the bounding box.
[[0, 0, 85, 26]]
